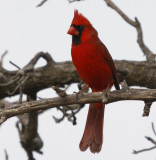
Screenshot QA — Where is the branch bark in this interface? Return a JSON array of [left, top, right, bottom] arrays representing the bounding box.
[[0, 52, 80, 99], [1, 52, 156, 99], [17, 93, 43, 160], [0, 88, 156, 124]]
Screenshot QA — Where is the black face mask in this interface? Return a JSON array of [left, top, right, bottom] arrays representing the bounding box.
[[71, 25, 85, 45]]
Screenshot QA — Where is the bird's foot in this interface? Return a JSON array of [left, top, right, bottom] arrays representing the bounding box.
[[73, 84, 89, 95]]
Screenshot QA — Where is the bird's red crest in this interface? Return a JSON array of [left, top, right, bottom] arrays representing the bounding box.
[[71, 10, 92, 26]]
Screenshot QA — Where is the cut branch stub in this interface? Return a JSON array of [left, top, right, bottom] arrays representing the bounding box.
[[52, 86, 67, 97], [142, 101, 153, 117]]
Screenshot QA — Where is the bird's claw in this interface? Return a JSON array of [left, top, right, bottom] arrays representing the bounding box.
[[73, 90, 84, 96], [73, 84, 89, 95]]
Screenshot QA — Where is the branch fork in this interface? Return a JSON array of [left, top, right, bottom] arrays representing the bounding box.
[[104, 0, 156, 62], [133, 123, 156, 154]]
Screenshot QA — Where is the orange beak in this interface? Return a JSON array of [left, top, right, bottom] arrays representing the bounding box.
[[67, 26, 79, 36]]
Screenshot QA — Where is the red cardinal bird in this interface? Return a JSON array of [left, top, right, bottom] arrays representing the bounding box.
[[67, 10, 120, 153]]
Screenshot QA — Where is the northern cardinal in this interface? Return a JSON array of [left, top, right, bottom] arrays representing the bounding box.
[[67, 10, 120, 153]]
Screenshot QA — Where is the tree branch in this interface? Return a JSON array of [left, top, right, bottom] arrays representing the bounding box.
[[36, 0, 48, 7], [0, 52, 80, 99], [68, 0, 84, 3], [16, 93, 43, 160], [52, 85, 85, 125], [1, 52, 156, 99], [0, 88, 156, 124], [104, 0, 156, 62], [152, 122, 156, 136], [133, 146, 156, 154], [0, 51, 8, 67], [4, 149, 9, 160], [133, 122, 156, 154]]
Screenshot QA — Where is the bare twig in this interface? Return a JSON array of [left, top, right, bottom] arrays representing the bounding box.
[[53, 113, 65, 123], [4, 149, 9, 160], [53, 104, 84, 125], [19, 85, 24, 104], [133, 122, 156, 154], [8, 76, 29, 96], [9, 61, 21, 69], [104, 0, 156, 62], [52, 86, 67, 97], [145, 136, 156, 145], [68, 0, 84, 3], [1, 51, 8, 60], [133, 146, 156, 154], [0, 75, 20, 87], [0, 50, 8, 67], [152, 122, 156, 136], [37, 0, 48, 7], [52, 84, 85, 125]]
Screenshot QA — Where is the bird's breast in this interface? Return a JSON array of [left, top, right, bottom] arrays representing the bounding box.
[[71, 43, 114, 91]]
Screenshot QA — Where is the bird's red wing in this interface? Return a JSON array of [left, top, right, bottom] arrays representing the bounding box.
[[100, 42, 120, 90]]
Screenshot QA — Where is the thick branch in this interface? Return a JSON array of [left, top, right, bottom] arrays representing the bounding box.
[[1, 52, 156, 99], [17, 93, 43, 160], [0, 52, 80, 99], [0, 88, 156, 123]]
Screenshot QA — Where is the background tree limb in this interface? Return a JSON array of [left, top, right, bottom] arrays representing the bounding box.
[[104, 0, 156, 62]]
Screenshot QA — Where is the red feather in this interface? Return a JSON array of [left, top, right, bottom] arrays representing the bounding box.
[[67, 10, 120, 153]]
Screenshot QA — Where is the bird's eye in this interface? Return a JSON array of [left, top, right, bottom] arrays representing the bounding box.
[[79, 25, 84, 30]]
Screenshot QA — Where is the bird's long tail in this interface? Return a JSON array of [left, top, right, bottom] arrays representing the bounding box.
[[79, 102, 105, 153]]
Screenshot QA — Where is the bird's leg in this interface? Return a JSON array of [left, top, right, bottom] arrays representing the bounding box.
[[74, 84, 89, 103], [79, 84, 89, 93], [73, 84, 89, 95]]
